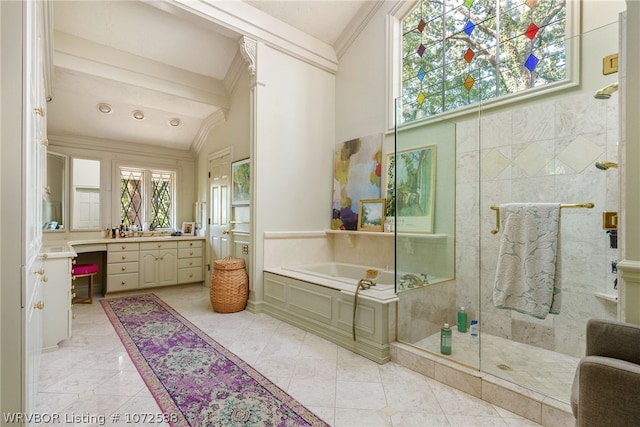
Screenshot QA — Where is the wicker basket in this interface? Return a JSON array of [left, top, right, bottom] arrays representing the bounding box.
[[210, 257, 249, 313]]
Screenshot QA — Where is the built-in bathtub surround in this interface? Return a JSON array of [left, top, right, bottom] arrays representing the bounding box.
[[263, 263, 397, 364]]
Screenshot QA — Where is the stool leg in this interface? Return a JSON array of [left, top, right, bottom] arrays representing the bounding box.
[[88, 274, 93, 304]]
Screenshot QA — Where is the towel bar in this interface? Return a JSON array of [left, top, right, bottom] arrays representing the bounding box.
[[490, 203, 594, 234]]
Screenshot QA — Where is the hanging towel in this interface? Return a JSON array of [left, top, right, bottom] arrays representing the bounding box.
[[493, 203, 561, 319]]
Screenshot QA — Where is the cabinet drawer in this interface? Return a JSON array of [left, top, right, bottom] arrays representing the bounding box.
[[178, 257, 202, 269], [107, 273, 139, 292], [107, 261, 139, 275], [178, 267, 203, 284], [140, 241, 177, 251], [107, 251, 139, 264], [178, 247, 202, 259], [108, 242, 140, 252], [178, 240, 202, 249]]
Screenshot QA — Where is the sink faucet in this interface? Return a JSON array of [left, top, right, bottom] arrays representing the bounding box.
[[401, 273, 428, 288]]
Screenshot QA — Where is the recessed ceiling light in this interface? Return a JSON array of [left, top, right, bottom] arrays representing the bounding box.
[[168, 118, 181, 127], [97, 103, 112, 114], [132, 110, 145, 120]]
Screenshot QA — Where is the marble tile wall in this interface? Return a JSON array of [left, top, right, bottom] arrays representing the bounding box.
[[456, 92, 620, 359]]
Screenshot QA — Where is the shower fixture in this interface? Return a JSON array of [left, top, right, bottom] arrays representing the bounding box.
[[594, 82, 618, 99], [595, 161, 618, 170]]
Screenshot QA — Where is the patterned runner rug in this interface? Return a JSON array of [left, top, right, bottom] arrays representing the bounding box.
[[101, 293, 329, 427]]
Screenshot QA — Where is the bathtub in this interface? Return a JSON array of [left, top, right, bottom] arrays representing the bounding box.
[[280, 262, 397, 301], [262, 262, 398, 364]]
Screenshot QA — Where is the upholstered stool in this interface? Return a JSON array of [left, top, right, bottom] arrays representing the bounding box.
[[71, 263, 98, 304]]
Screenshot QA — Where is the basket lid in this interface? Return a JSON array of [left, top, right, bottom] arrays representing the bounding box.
[[214, 257, 245, 270]]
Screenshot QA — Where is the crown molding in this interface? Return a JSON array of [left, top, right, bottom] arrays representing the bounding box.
[[334, 1, 385, 60], [190, 110, 228, 155], [224, 51, 248, 94], [48, 131, 195, 162]]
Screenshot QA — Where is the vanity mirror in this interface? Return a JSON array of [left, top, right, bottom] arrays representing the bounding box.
[[71, 158, 101, 230], [43, 152, 67, 231]]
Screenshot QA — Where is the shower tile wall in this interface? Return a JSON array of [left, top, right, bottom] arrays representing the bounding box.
[[456, 92, 619, 359]]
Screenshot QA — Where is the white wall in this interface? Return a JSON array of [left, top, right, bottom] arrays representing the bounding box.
[[251, 43, 335, 302]]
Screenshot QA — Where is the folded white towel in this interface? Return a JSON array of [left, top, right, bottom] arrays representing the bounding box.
[[493, 203, 561, 319]]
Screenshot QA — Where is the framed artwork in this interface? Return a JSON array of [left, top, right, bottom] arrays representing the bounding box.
[[357, 198, 386, 232], [181, 222, 195, 236], [231, 158, 250, 205], [331, 133, 383, 230], [385, 145, 436, 234]]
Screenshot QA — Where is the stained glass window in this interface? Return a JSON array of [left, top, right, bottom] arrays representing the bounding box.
[[401, 0, 568, 124], [120, 167, 175, 229]]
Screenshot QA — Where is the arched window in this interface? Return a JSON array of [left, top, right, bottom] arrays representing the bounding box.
[[400, 0, 578, 124]]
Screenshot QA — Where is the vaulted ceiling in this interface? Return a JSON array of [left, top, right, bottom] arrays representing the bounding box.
[[47, 1, 381, 152]]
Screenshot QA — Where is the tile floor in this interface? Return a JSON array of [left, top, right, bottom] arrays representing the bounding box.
[[414, 329, 579, 403], [37, 285, 543, 426]]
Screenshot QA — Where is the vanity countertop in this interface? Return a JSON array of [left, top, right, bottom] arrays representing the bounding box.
[[41, 235, 206, 257], [40, 242, 76, 258], [69, 235, 206, 245]]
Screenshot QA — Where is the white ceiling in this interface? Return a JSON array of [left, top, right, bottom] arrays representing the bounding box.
[[47, 0, 379, 152]]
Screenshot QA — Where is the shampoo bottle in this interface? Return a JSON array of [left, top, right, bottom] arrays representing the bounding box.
[[457, 306, 468, 332], [470, 320, 479, 344], [440, 323, 452, 355]]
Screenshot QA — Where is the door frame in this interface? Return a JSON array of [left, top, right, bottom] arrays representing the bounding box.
[[207, 146, 233, 276]]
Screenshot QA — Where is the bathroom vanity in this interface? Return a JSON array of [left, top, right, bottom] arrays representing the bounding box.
[[40, 236, 206, 350]]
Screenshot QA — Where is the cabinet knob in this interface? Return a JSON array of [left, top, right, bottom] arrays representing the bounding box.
[[33, 301, 44, 310], [121, 256, 126, 260], [71, 285, 75, 290], [34, 268, 45, 275], [189, 262, 193, 266], [121, 246, 126, 250], [44, 185, 51, 195], [121, 266, 126, 271], [42, 276, 48, 283], [40, 138, 49, 147], [71, 292, 76, 298], [72, 259, 77, 265], [189, 252, 194, 256], [34, 107, 45, 117], [189, 242, 193, 247], [189, 274, 193, 278], [121, 281, 126, 286], [158, 244, 161, 248]]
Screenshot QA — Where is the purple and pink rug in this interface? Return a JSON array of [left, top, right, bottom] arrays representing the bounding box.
[[101, 293, 329, 427]]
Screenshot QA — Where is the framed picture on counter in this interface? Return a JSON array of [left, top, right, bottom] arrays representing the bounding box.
[[181, 222, 195, 236]]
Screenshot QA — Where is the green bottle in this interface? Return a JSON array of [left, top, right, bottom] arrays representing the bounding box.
[[440, 323, 452, 355], [457, 306, 468, 332]]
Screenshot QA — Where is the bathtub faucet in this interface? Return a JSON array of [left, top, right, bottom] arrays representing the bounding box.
[[357, 278, 376, 289], [353, 278, 376, 341], [401, 273, 428, 288]]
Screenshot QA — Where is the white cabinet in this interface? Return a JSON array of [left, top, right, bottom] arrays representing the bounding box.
[[42, 254, 72, 351], [178, 240, 203, 284], [106, 242, 140, 292], [140, 241, 177, 288], [104, 238, 204, 293]]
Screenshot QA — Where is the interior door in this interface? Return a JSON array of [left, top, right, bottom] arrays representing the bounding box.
[[209, 153, 232, 265]]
